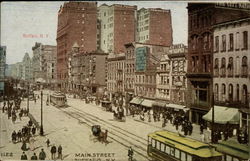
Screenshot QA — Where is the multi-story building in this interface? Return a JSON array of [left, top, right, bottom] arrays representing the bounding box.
[[98, 4, 137, 54], [213, 17, 250, 131], [0, 46, 6, 92], [69, 45, 108, 95], [21, 53, 32, 81], [107, 53, 126, 100], [57, 2, 97, 89], [137, 8, 173, 46], [156, 44, 187, 105], [134, 44, 169, 101], [32, 42, 43, 83], [186, 3, 250, 124]]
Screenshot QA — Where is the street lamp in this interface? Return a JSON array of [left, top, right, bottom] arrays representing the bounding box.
[[40, 91, 44, 136]]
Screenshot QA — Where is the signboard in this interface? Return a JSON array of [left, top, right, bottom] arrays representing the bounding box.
[[0, 82, 4, 91], [135, 47, 148, 71]]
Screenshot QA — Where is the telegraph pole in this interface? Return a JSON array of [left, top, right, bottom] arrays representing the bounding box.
[[211, 92, 215, 143]]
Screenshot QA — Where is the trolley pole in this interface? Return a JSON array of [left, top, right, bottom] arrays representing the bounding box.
[[211, 92, 215, 143], [40, 91, 44, 136]]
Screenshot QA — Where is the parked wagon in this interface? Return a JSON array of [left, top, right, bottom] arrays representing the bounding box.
[[50, 92, 67, 107]]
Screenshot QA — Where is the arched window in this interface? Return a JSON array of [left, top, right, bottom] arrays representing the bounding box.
[[227, 57, 234, 77], [236, 84, 240, 102], [214, 58, 219, 76], [228, 84, 233, 102], [222, 84, 226, 95], [215, 83, 219, 101], [221, 58, 226, 77], [242, 56, 248, 77], [242, 85, 248, 105]]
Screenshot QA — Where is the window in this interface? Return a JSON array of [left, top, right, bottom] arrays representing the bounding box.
[[222, 35, 226, 52], [236, 32, 240, 50], [170, 147, 175, 156], [242, 31, 248, 50], [152, 139, 155, 147], [165, 145, 170, 154], [229, 84, 233, 101], [175, 149, 180, 159], [156, 141, 161, 150], [229, 33, 234, 51], [214, 58, 219, 76], [227, 57, 234, 77], [187, 154, 192, 161], [215, 36, 219, 52], [222, 84, 226, 95], [180, 151, 186, 161], [160, 143, 165, 152], [242, 56, 248, 77], [221, 58, 226, 77]]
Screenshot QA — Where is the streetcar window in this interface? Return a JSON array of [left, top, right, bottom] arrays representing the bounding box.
[[226, 155, 232, 161], [165, 145, 170, 154], [175, 149, 180, 159], [156, 141, 161, 150], [232, 158, 239, 161], [160, 143, 165, 152], [170, 147, 175, 156], [187, 154, 192, 161], [152, 139, 156, 147], [180, 151, 186, 161]]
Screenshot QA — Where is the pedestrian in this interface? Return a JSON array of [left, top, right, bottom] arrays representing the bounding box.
[[19, 111, 22, 121], [29, 136, 35, 151], [46, 139, 50, 147], [21, 140, 28, 151], [18, 130, 22, 142], [31, 153, 38, 160], [21, 151, 28, 160], [32, 126, 36, 135], [58, 145, 62, 160], [128, 146, 134, 161], [51, 144, 57, 160], [200, 123, 204, 134], [39, 149, 46, 160], [12, 130, 17, 143]]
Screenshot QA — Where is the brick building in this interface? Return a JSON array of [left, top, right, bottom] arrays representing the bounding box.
[[137, 8, 173, 46], [56, 2, 97, 89], [107, 53, 126, 100], [213, 17, 250, 131], [98, 4, 137, 54], [186, 3, 250, 124], [156, 44, 187, 105]]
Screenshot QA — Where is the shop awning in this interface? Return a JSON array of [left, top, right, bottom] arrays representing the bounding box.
[[165, 103, 187, 111], [141, 99, 155, 108], [202, 106, 240, 124], [152, 101, 167, 107], [130, 97, 143, 105]]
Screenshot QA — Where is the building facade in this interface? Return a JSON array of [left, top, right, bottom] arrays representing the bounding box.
[[213, 18, 250, 130], [57, 2, 97, 89], [186, 3, 250, 124], [137, 8, 173, 46], [0, 46, 6, 92], [32, 42, 43, 83], [21, 53, 32, 81], [156, 44, 187, 105], [107, 53, 126, 100], [98, 4, 137, 54]]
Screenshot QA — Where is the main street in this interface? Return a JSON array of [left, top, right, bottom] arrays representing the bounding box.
[[0, 90, 210, 161]]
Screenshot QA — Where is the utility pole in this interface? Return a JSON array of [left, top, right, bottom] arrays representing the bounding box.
[[40, 91, 44, 136], [27, 83, 29, 113], [211, 92, 215, 143]]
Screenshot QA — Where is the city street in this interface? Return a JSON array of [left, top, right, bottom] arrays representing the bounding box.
[[1, 90, 212, 161]]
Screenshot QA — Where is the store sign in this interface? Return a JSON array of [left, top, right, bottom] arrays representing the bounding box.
[[135, 47, 148, 71]]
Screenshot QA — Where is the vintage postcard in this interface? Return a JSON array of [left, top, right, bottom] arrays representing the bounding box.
[[0, 1, 249, 161]]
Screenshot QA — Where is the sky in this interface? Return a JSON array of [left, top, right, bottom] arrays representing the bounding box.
[[1, 1, 188, 64]]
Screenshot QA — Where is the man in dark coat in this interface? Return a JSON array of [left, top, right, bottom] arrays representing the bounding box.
[[51, 145, 57, 159], [31, 153, 38, 160], [21, 152, 28, 160], [32, 126, 36, 135], [39, 149, 46, 160], [58, 145, 63, 159]]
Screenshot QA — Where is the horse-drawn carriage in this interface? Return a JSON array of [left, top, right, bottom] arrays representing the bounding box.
[[91, 125, 108, 143], [101, 101, 112, 112]]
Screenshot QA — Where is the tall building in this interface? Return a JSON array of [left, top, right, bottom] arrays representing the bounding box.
[[137, 8, 173, 46], [32, 42, 43, 83], [186, 3, 250, 124], [98, 4, 137, 54], [213, 17, 250, 131], [0, 46, 6, 92], [21, 53, 32, 81], [56, 2, 97, 89]]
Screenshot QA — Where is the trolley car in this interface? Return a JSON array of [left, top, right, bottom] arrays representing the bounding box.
[[50, 92, 67, 107], [147, 130, 223, 161], [214, 139, 249, 161]]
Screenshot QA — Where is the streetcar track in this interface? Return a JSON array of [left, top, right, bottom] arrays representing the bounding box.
[[56, 107, 149, 160], [69, 106, 148, 145]]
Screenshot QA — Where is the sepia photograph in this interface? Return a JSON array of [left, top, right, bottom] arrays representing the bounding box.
[[0, 1, 250, 161]]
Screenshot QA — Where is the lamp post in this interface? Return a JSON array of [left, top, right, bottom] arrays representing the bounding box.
[[40, 91, 44, 136], [211, 92, 215, 143], [27, 83, 29, 113]]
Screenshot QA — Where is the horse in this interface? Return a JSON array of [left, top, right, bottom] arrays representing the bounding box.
[[98, 130, 108, 143]]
